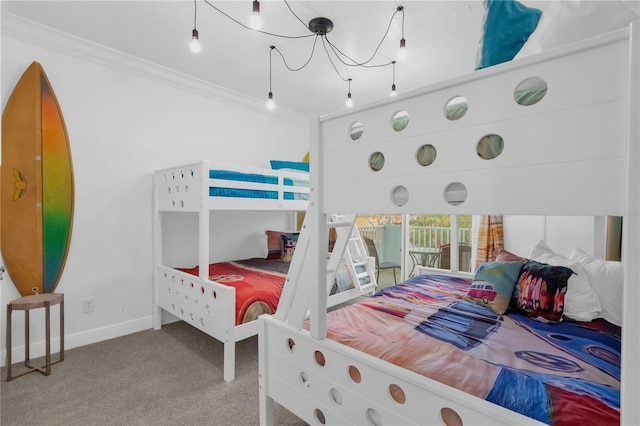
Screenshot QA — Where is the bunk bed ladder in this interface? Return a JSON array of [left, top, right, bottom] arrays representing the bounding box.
[[276, 212, 378, 325], [329, 214, 376, 293]]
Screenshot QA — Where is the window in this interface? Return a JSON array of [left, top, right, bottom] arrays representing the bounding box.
[[358, 214, 475, 286], [408, 214, 473, 273]]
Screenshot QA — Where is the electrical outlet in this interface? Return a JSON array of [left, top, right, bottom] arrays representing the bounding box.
[[82, 297, 95, 313]]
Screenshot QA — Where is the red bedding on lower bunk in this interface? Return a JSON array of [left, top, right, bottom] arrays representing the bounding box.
[[178, 258, 287, 325], [319, 274, 620, 425]]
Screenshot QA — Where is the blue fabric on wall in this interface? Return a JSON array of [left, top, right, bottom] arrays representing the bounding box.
[[477, 0, 542, 69]]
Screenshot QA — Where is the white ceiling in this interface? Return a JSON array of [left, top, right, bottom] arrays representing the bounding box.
[[4, 1, 487, 117]]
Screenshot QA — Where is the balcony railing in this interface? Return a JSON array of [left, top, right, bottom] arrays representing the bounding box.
[[359, 225, 471, 251], [408, 226, 471, 249]]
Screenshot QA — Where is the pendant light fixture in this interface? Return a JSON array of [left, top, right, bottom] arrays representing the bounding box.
[[189, 0, 201, 53], [390, 61, 397, 97], [397, 6, 407, 61], [266, 45, 276, 110], [193, 1, 408, 110], [249, 0, 262, 30], [345, 78, 353, 108]]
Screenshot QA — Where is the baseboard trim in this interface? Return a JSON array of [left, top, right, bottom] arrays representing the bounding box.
[[1, 316, 152, 367]]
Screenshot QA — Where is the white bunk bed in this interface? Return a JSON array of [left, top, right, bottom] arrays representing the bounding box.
[[259, 21, 639, 426], [152, 160, 376, 382]]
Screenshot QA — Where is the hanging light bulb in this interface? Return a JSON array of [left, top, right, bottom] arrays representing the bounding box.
[[190, 29, 201, 53], [397, 6, 407, 61], [250, 0, 262, 30], [398, 38, 407, 61], [346, 93, 353, 108], [266, 46, 275, 110], [266, 92, 275, 110], [189, 0, 201, 53], [390, 61, 397, 97], [345, 78, 353, 108]]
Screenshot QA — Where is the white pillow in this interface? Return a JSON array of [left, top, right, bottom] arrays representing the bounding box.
[[529, 240, 601, 321], [516, 0, 640, 58], [569, 246, 623, 326]]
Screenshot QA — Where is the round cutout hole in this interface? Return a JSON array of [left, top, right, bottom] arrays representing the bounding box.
[[390, 185, 409, 207], [350, 121, 364, 140], [477, 134, 504, 160], [443, 182, 467, 206], [314, 350, 326, 367], [514, 76, 547, 106], [299, 371, 310, 387], [389, 383, 406, 404], [329, 388, 343, 405], [391, 110, 410, 132], [369, 152, 385, 172], [314, 408, 326, 425], [366, 408, 382, 426], [444, 96, 468, 120], [416, 144, 437, 167], [441, 407, 463, 426], [287, 338, 296, 352], [348, 365, 361, 383]]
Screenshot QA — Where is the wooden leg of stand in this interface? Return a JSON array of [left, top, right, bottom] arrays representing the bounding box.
[[6, 305, 12, 382], [60, 299, 64, 361], [24, 310, 30, 367], [45, 301, 51, 376]]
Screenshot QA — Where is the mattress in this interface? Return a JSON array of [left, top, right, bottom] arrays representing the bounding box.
[[209, 169, 309, 200], [320, 274, 620, 425], [179, 257, 364, 325]]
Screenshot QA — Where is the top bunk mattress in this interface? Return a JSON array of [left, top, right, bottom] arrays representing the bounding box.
[[209, 169, 308, 201]]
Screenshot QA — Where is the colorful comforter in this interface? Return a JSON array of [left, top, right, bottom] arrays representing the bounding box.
[[179, 258, 287, 325], [179, 258, 360, 325], [323, 274, 620, 425]]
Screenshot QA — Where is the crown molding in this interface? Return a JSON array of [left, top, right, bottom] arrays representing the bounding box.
[[1, 12, 307, 125]]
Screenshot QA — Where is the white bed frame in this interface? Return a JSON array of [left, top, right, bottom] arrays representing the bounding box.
[[152, 160, 375, 382], [259, 23, 639, 425]]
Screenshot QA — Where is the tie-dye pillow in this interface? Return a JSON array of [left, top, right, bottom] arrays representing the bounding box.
[[512, 261, 573, 322]]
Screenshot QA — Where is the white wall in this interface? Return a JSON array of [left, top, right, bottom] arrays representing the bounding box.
[[0, 14, 309, 363], [503, 215, 603, 258]]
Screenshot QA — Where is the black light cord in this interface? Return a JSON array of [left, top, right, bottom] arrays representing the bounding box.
[[321, 37, 349, 82], [324, 7, 400, 69], [202, 0, 314, 39], [193, 0, 197, 29], [196, 1, 406, 105], [392, 60, 396, 83], [283, 0, 309, 32], [269, 46, 273, 92], [272, 37, 319, 72]]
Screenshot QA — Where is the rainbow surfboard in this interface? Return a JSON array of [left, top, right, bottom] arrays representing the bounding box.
[[1, 61, 74, 296]]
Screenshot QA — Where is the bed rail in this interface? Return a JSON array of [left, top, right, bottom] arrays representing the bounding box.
[[155, 160, 309, 212]]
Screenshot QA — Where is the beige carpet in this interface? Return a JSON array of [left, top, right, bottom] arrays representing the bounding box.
[[1, 321, 306, 426]]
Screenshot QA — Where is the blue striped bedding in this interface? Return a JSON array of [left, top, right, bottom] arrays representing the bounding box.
[[209, 169, 309, 201]]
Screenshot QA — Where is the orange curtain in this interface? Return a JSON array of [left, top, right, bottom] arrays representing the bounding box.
[[475, 215, 504, 268], [605, 216, 622, 261]]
